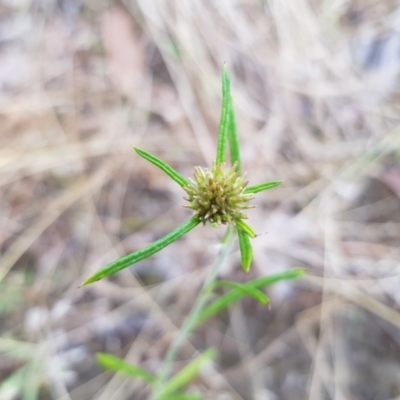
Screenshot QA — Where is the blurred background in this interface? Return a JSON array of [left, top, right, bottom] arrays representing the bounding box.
[[1, 0, 400, 399]]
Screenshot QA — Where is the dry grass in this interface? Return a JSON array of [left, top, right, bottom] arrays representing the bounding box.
[[1, 0, 400, 399]]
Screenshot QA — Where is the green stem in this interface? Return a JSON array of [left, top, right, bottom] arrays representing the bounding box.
[[151, 226, 236, 398]]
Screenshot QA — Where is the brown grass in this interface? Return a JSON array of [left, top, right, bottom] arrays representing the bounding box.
[[1, 0, 400, 399]]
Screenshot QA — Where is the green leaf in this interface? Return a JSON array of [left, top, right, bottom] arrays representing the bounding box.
[[197, 269, 304, 325], [159, 394, 202, 400], [228, 95, 241, 172], [97, 353, 156, 384], [0, 361, 43, 400], [234, 219, 256, 239], [0, 337, 34, 360], [23, 358, 42, 400], [155, 348, 216, 400], [82, 216, 200, 285], [213, 280, 268, 304], [134, 147, 189, 188], [245, 180, 283, 194], [0, 366, 27, 400], [216, 66, 231, 165], [237, 229, 253, 273]]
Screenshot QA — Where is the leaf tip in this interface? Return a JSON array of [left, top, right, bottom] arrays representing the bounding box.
[[80, 275, 99, 287], [242, 264, 251, 273], [222, 65, 230, 83], [241, 254, 252, 273], [262, 296, 270, 305]]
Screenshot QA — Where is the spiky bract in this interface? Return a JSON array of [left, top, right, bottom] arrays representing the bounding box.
[[183, 162, 255, 225]]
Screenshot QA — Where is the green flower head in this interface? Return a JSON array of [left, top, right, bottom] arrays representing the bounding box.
[[183, 162, 254, 226], [82, 66, 282, 286]]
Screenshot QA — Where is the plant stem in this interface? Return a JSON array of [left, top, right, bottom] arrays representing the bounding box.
[[150, 226, 236, 398]]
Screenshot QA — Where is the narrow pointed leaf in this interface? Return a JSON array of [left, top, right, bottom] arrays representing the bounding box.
[[0, 337, 34, 360], [235, 219, 256, 238], [134, 147, 189, 188], [216, 66, 231, 165], [24, 358, 43, 400], [237, 229, 253, 272], [0, 367, 25, 398], [196, 269, 304, 325], [0, 366, 34, 400], [228, 95, 241, 172], [155, 348, 216, 400], [97, 353, 156, 384], [82, 217, 200, 285], [213, 280, 268, 304], [245, 180, 283, 194]]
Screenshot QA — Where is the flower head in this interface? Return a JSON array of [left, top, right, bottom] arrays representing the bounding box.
[[183, 162, 255, 225]]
